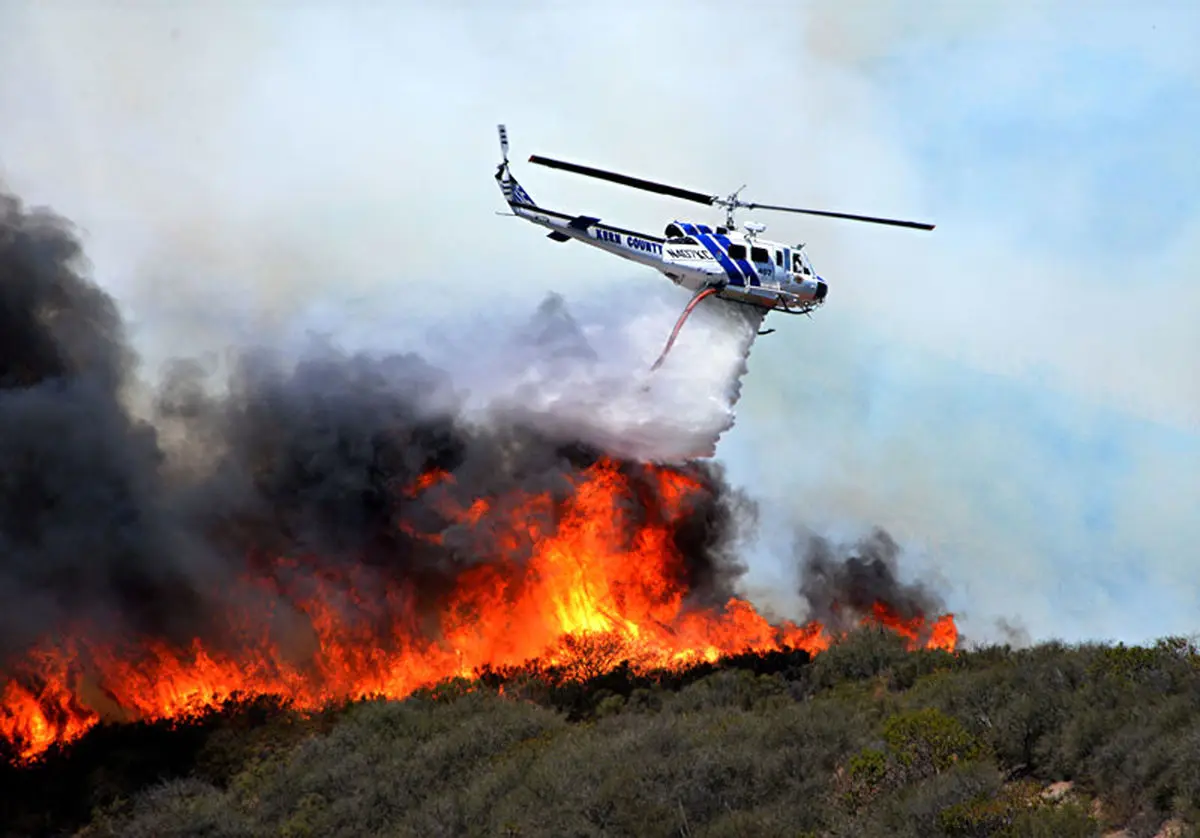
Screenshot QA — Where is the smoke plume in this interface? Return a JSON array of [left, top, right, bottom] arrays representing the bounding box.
[[0, 193, 221, 662], [423, 285, 767, 463], [0, 189, 760, 671], [797, 527, 949, 634], [0, 185, 952, 720]]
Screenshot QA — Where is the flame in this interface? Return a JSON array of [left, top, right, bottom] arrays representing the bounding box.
[[0, 457, 956, 762]]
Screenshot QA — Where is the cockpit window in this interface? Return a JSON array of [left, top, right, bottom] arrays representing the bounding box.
[[775, 250, 783, 267], [667, 236, 700, 245], [750, 246, 769, 263], [727, 243, 747, 260], [792, 252, 811, 275]]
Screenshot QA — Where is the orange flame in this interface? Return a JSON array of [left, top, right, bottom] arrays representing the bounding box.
[[0, 457, 956, 761]]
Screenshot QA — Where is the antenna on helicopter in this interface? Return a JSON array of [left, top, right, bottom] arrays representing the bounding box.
[[527, 155, 936, 231]]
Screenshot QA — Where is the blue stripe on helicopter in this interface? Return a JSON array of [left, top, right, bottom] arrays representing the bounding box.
[[679, 223, 743, 287], [511, 181, 534, 206], [684, 222, 758, 286], [712, 232, 761, 286]]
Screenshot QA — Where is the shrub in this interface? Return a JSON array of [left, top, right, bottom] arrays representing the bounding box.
[[936, 780, 1045, 836], [839, 706, 989, 813], [7, 634, 1200, 838], [81, 777, 251, 838], [805, 626, 914, 693], [852, 760, 1005, 838], [882, 707, 986, 779], [666, 668, 790, 714], [996, 800, 1099, 838]]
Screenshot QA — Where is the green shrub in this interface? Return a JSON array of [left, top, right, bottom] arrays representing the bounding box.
[[936, 780, 1044, 836], [81, 777, 251, 838], [996, 800, 1099, 837], [805, 626, 914, 693], [839, 706, 989, 814], [7, 634, 1200, 838], [882, 707, 986, 777], [666, 668, 790, 714], [851, 760, 1005, 838]]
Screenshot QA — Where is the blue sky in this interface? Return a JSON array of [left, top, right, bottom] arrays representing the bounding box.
[[877, 27, 1200, 256], [722, 318, 1200, 644], [1, 1, 1196, 647], [713, 4, 1200, 644]]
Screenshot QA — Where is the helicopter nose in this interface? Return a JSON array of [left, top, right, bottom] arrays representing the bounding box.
[[814, 278, 828, 301]]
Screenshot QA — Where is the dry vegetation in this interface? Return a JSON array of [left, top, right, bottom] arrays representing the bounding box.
[[3, 628, 1199, 838]]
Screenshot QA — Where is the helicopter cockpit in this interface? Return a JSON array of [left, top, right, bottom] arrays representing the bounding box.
[[791, 246, 814, 278]]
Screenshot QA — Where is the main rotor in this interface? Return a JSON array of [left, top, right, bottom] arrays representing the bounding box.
[[527, 154, 935, 233], [712, 184, 750, 229]]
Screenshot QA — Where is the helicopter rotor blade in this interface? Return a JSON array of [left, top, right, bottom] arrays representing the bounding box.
[[527, 153, 935, 230], [746, 202, 935, 231], [528, 155, 717, 207]]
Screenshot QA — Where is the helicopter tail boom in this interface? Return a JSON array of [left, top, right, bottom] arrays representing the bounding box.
[[496, 124, 666, 267], [510, 203, 666, 266]]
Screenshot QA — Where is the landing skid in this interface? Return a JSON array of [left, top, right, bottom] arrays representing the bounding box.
[[713, 291, 821, 318], [647, 286, 819, 373]]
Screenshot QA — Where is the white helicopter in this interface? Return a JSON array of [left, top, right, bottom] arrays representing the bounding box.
[[493, 124, 934, 369]]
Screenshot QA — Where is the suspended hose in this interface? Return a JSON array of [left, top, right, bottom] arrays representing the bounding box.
[[650, 286, 721, 371]]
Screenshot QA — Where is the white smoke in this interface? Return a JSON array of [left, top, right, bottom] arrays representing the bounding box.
[[415, 285, 766, 462]]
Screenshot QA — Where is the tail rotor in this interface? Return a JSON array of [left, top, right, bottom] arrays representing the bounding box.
[[498, 124, 510, 167]]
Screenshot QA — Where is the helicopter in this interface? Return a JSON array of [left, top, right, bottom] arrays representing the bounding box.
[[493, 124, 934, 369]]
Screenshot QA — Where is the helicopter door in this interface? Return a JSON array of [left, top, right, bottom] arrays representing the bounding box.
[[791, 249, 811, 278], [750, 245, 773, 285]]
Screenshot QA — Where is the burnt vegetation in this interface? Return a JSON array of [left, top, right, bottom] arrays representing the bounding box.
[[1, 629, 1198, 838]]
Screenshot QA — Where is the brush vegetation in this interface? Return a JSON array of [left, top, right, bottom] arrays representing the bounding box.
[[3, 628, 1199, 838]]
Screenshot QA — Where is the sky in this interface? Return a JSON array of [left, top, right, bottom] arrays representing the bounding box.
[[0, 0, 1197, 647]]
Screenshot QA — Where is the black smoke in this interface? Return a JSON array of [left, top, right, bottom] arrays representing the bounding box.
[[0, 193, 220, 662], [797, 527, 949, 633], [0, 187, 950, 717], [0, 190, 752, 675]]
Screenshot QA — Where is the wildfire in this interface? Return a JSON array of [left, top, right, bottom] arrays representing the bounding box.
[[0, 457, 956, 762]]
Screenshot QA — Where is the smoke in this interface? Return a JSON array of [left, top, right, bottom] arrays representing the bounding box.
[[0, 183, 953, 690], [448, 288, 767, 461], [0, 194, 221, 662], [796, 527, 949, 635], [0, 188, 764, 672]]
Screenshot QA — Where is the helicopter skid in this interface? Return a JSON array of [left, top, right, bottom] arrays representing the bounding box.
[[717, 287, 822, 317]]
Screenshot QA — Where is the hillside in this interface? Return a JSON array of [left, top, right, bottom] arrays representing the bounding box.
[[15, 182, 1195, 837], [2, 628, 1197, 838]]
